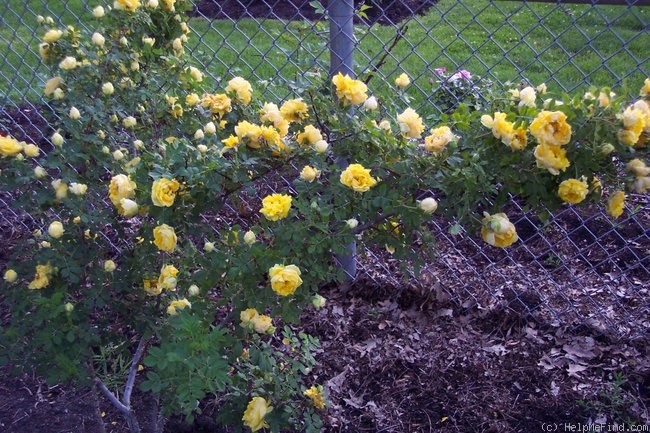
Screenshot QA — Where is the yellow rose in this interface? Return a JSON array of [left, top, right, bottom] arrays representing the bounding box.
[[296, 124, 323, 145], [534, 143, 570, 175], [260, 194, 292, 221], [201, 93, 231, 117], [606, 191, 625, 219], [92, 32, 105, 46], [243, 230, 257, 245], [188, 284, 200, 296], [0, 136, 24, 157], [119, 198, 139, 217], [503, 127, 528, 151], [311, 294, 326, 308], [43, 29, 63, 44], [48, 221, 64, 239], [259, 126, 283, 151], [633, 176, 650, 193], [394, 72, 410, 88], [268, 264, 302, 296], [167, 298, 191, 316], [158, 264, 179, 291], [558, 178, 588, 204], [530, 111, 572, 147], [260, 102, 290, 136], [151, 178, 180, 207], [481, 212, 518, 248], [109, 174, 137, 211], [188, 66, 203, 82], [225, 77, 252, 105], [300, 165, 320, 183], [280, 98, 309, 122], [59, 56, 78, 71], [242, 397, 272, 432], [304, 386, 326, 409], [340, 163, 377, 193], [235, 121, 262, 148], [397, 108, 424, 139], [114, 0, 141, 12], [627, 158, 650, 177], [424, 126, 454, 154], [93, 6, 105, 17], [419, 197, 438, 214], [641, 78, 650, 97], [44, 76, 63, 96], [4, 269, 17, 283], [186, 93, 200, 106], [332, 72, 368, 106], [28, 263, 54, 290], [143, 278, 162, 296], [251, 315, 273, 333], [518, 86, 536, 107], [52, 179, 68, 199], [153, 224, 177, 252], [104, 260, 117, 273], [240, 308, 259, 325], [102, 82, 115, 95]]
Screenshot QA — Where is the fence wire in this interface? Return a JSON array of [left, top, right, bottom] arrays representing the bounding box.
[[0, 0, 648, 339]]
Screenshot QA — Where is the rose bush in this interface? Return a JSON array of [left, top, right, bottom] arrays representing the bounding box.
[[0, 2, 648, 432]]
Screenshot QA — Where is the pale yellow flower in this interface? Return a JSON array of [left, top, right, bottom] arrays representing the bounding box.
[[158, 264, 179, 291], [296, 124, 323, 146], [251, 315, 273, 333], [4, 269, 17, 283], [167, 298, 191, 316], [69, 182, 88, 196], [340, 163, 377, 192], [44, 76, 63, 96], [300, 165, 320, 182], [534, 143, 570, 175], [114, 0, 141, 12], [243, 230, 256, 245], [260, 194, 292, 221], [419, 197, 438, 214], [606, 191, 625, 219], [225, 76, 252, 105], [627, 159, 650, 177], [397, 108, 424, 139], [280, 98, 309, 122], [28, 263, 54, 290], [530, 111, 572, 147], [332, 72, 368, 105], [424, 126, 454, 154], [153, 224, 177, 252], [0, 136, 24, 157], [43, 29, 63, 44], [242, 397, 272, 432], [48, 221, 64, 239], [394, 73, 410, 88], [481, 212, 518, 248], [104, 260, 116, 273], [109, 174, 137, 211], [268, 264, 302, 296], [235, 121, 262, 148], [59, 56, 78, 71], [201, 93, 232, 118]]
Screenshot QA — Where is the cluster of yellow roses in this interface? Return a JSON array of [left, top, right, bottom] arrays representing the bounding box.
[[240, 308, 274, 334], [241, 386, 325, 432], [0, 135, 41, 158]]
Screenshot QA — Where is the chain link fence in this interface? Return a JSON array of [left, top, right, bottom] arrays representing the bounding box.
[[0, 0, 648, 339]]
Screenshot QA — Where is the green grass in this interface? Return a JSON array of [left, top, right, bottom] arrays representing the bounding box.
[[0, 0, 648, 108]]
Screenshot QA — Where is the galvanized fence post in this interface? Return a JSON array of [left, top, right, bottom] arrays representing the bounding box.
[[329, 0, 357, 279]]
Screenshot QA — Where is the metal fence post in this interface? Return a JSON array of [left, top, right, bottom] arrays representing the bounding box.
[[329, 0, 357, 279]]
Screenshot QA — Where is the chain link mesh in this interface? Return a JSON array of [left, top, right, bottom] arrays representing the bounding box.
[[0, 0, 648, 339]]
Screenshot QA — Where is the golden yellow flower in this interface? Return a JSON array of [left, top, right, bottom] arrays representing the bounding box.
[[533, 143, 570, 175], [304, 386, 325, 409], [340, 163, 377, 193], [530, 110, 572, 147], [268, 264, 303, 296], [397, 108, 424, 139], [235, 121, 262, 148], [242, 397, 272, 432], [259, 125, 283, 150], [424, 126, 453, 154], [28, 263, 54, 290], [143, 278, 162, 296], [108, 174, 137, 213], [0, 135, 24, 157], [640, 78, 650, 97], [185, 93, 200, 106], [280, 98, 309, 122], [394, 72, 410, 88], [504, 127, 528, 151], [296, 124, 323, 146], [260, 102, 290, 136], [114, 0, 141, 12], [606, 191, 625, 219], [158, 264, 179, 291], [225, 76, 252, 105], [151, 178, 180, 207], [201, 93, 232, 118], [222, 135, 239, 148], [481, 212, 518, 248], [167, 298, 191, 316], [332, 72, 368, 105], [619, 106, 646, 145], [153, 224, 177, 252], [558, 178, 588, 204], [260, 194, 292, 221]]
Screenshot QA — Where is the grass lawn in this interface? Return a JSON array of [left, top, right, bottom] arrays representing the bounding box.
[[0, 0, 648, 109]]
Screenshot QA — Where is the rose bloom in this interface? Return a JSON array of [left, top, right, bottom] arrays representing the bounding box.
[[48, 221, 64, 239], [114, 0, 141, 12], [244, 230, 256, 245], [534, 143, 570, 175], [118, 198, 138, 217], [332, 72, 368, 106], [242, 397, 272, 432], [109, 174, 137, 211], [251, 315, 273, 333], [397, 108, 424, 139], [481, 112, 513, 141], [188, 66, 203, 82], [151, 178, 180, 207], [92, 32, 105, 46], [0, 135, 24, 157], [259, 102, 290, 136], [260, 193, 292, 221], [221, 135, 239, 148], [530, 111, 572, 147], [43, 29, 63, 44], [300, 165, 320, 182], [235, 121, 262, 148], [481, 212, 518, 248], [424, 126, 453, 154], [641, 78, 650, 97], [44, 76, 63, 96], [607, 191, 625, 219], [419, 197, 438, 214], [201, 93, 232, 117], [558, 178, 588, 204], [153, 224, 177, 252], [627, 158, 650, 177], [518, 86, 536, 107], [28, 263, 54, 290], [340, 163, 377, 193], [225, 76, 252, 105], [167, 298, 191, 316], [363, 95, 378, 110], [304, 386, 325, 410], [69, 182, 88, 196], [158, 264, 179, 291], [240, 308, 259, 326], [280, 98, 309, 122], [93, 5, 105, 17], [52, 179, 68, 199], [59, 56, 78, 71], [394, 72, 410, 88], [4, 269, 17, 283], [259, 126, 284, 151], [104, 260, 116, 273], [102, 82, 115, 95], [502, 127, 528, 151], [633, 176, 650, 193], [186, 93, 200, 106], [296, 124, 323, 145], [268, 264, 303, 296]]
